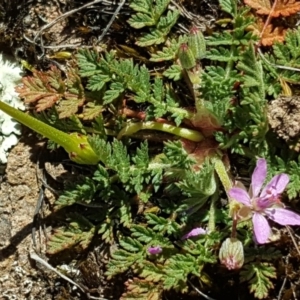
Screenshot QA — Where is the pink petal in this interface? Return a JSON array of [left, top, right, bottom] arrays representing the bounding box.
[[252, 213, 271, 244], [251, 158, 267, 198], [228, 188, 251, 206], [265, 208, 300, 226], [260, 174, 289, 199], [181, 227, 206, 240]]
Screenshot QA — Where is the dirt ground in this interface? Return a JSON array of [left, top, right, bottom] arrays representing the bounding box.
[[0, 132, 61, 300]]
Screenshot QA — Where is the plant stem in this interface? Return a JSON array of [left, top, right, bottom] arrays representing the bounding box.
[[0, 100, 100, 164], [117, 121, 204, 142], [208, 185, 219, 232], [0, 100, 73, 151]]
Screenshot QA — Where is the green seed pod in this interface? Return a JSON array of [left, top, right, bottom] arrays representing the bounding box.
[[68, 133, 100, 165], [178, 43, 196, 70], [219, 238, 244, 270], [188, 26, 206, 60]]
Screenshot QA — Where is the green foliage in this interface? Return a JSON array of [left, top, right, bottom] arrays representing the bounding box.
[[128, 0, 171, 28], [55, 177, 96, 209], [201, 4, 270, 157], [150, 36, 187, 62], [200, 66, 238, 124], [240, 263, 276, 299], [128, 0, 179, 46], [54, 176, 97, 209], [219, 0, 236, 16], [175, 162, 217, 215], [216, 44, 269, 156], [47, 213, 95, 254], [77, 48, 188, 124], [121, 278, 162, 300], [163, 64, 182, 81], [145, 213, 180, 235], [34, 108, 85, 134], [163, 254, 200, 291], [162, 140, 195, 169], [106, 218, 218, 294], [266, 27, 300, 84]]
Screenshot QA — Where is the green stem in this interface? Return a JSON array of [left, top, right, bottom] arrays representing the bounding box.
[[0, 101, 100, 165], [117, 121, 204, 142], [208, 184, 219, 232], [0, 101, 73, 151]]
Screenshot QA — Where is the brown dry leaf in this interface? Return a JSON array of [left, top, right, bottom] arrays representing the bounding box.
[[261, 23, 286, 45], [247, 18, 286, 45], [244, 0, 300, 17], [244, 0, 271, 14]]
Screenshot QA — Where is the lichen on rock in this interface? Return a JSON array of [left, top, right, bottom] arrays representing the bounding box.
[[267, 96, 300, 151], [0, 53, 24, 164]]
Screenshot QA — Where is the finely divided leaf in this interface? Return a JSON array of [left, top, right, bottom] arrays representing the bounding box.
[[16, 66, 64, 111]]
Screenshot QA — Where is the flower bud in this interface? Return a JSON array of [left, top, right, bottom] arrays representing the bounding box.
[[181, 227, 206, 240], [188, 26, 206, 60], [178, 43, 196, 70], [147, 246, 162, 255], [219, 238, 244, 270]]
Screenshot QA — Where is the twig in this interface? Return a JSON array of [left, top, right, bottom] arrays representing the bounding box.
[[32, 0, 113, 58], [188, 279, 216, 300], [277, 277, 287, 300], [277, 254, 288, 300], [258, 48, 300, 73], [30, 252, 108, 300], [98, 0, 127, 41], [259, 0, 278, 44], [31, 179, 45, 249], [23, 34, 82, 49], [286, 225, 300, 256], [33, 0, 107, 43]]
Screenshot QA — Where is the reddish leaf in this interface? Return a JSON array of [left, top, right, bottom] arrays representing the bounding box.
[[261, 24, 286, 45], [244, 0, 271, 14], [121, 278, 162, 300], [16, 66, 65, 112], [248, 18, 286, 45], [244, 0, 300, 17]]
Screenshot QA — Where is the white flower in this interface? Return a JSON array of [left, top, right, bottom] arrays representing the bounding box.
[[0, 53, 24, 164]]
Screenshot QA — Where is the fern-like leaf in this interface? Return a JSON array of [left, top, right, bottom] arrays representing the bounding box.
[[240, 262, 276, 299], [47, 214, 95, 254], [16, 66, 64, 111], [122, 278, 162, 300]]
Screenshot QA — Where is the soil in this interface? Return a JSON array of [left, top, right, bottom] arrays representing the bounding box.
[[0, 132, 60, 300]]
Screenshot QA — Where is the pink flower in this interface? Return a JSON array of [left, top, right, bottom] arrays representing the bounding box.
[[181, 227, 206, 240], [229, 158, 300, 244], [147, 246, 162, 254]]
